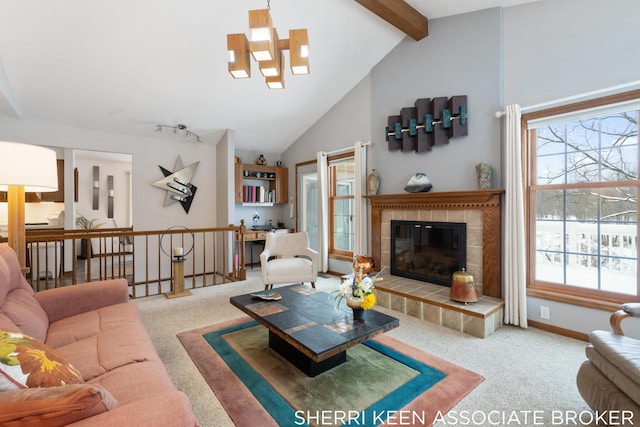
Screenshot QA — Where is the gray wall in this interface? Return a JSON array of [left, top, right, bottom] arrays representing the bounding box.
[[283, 0, 640, 337], [503, 0, 640, 338], [370, 8, 502, 193]]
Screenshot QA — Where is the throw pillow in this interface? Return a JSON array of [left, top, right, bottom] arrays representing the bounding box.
[[0, 330, 84, 391], [0, 383, 119, 427]]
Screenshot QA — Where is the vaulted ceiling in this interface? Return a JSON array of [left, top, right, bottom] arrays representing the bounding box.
[[0, 0, 540, 153]]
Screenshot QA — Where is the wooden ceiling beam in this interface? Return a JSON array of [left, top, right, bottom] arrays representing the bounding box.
[[355, 0, 428, 41]]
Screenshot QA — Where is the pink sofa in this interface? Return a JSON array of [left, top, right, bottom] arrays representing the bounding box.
[[0, 245, 198, 426]]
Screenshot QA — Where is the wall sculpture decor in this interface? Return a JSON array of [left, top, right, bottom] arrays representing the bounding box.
[[107, 175, 114, 218], [152, 156, 199, 214], [385, 95, 467, 152], [92, 166, 100, 210]]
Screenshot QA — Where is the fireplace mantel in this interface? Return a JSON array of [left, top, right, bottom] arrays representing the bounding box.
[[366, 189, 504, 298]]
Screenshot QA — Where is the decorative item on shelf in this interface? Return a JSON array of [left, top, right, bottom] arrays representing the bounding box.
[[476, 162, 492, 189], [353, 254, 375, 275], [275, 160, 283, 167], [450, 268, 479, 304], [256, 154, 266, 165], [332, 265, 385, 321], [152, 156, 199, 214], [386, 95, 467, 152], [154, 124, 202, 143], [367, 169, 380, 195], [226, 0, 309, 89], [404, 173, 432, 193], [234, 156, 241, 164]]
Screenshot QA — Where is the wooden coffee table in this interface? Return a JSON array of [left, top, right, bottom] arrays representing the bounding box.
[[230, 284, 399, 377]]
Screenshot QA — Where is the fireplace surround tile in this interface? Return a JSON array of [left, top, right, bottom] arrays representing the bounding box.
[[367, 190, 504, 337], [368, 189, 504, 298]]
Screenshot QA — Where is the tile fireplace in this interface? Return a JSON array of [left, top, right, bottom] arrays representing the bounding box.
[[366, 190, 505, 337]]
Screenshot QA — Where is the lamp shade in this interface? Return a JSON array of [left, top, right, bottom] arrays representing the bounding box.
[[266, 50, 285, 89], [259, 28, 281, 77], [0, 141, 58, 192], [289, 29, 309, 75], [248, 9, 275, 62], [227, 33, 251, 78]]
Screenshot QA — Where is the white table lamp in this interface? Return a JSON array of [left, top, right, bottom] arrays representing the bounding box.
[[0, 141, 58, 269]]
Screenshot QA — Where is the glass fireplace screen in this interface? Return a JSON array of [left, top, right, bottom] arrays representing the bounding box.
[[390, 220, 466, 287]]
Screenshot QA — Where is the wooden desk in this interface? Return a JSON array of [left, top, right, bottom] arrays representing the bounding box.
[[243, 228, 293, 241], [242, 228, 293, 267], [230, 284, 399, 376]]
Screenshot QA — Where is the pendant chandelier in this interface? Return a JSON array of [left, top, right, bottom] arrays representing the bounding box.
[[226, 0, 309, 89]]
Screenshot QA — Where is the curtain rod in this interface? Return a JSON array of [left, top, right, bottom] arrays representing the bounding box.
[[495, 80, 640, 118], [319, 141, 371, 156]]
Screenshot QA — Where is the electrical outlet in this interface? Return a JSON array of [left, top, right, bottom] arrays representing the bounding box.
[[540, 306, 550, 320]]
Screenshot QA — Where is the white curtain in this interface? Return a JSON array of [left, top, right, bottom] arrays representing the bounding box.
[[353, 141, 368, 256], [316, 152, 329, 272], [503, 104, 528, 327]]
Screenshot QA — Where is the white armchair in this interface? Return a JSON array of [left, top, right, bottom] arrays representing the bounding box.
[[259, 231, 318, 290]]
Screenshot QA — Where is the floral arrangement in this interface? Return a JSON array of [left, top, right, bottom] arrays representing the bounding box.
[[333, 267, 385, 311]]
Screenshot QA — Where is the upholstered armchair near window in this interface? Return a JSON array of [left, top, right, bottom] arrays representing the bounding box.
[[576, 303, 640, 415], [260, 231, 318, 290]]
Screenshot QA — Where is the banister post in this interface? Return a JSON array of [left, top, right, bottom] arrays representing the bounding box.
[[236, 220, 247, 280]]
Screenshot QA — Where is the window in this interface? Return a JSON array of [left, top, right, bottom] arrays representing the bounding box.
[[329, 155, 355, 258], [525, 92, 640, 303]]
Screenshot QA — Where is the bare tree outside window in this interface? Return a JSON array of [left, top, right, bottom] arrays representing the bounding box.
[[529, 105, 639, 299]]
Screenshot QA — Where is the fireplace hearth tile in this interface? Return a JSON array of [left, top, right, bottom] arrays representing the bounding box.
[[406, 298, 422, 318], [389, 293, 405, 312], [442, 310, 462, 331], [375, 274, 504, 338], [423, 304, 441, 324]]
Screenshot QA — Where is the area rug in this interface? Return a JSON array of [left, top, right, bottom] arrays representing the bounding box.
[[177, 317, 483, 427]]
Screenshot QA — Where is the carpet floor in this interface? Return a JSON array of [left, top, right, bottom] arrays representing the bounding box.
[[133, 271, 596, 427], [178, 316, 483, 427]]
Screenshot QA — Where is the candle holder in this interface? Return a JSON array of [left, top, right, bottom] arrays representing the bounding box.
[[159, 227, 194, 299]]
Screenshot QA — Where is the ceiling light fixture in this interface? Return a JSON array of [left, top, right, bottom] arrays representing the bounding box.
[[155, 124, 202, 143], [227, 0, 309, 89]]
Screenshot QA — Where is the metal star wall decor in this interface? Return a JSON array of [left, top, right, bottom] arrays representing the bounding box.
[[152, 156, 199, 214]]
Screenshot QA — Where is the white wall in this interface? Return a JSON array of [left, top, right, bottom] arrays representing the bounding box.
[[74, 154, 131, 228], [0, 117, 219, 232]]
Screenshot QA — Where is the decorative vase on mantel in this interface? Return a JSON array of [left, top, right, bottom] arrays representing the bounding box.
[[346, 297, 365, 321], [367, 169, 380, 195]]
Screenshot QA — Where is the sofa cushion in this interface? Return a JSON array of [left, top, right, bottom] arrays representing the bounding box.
[[0, 383, 119, 427], [44, 302, 142, 349], [577, 360, 640, 413], [0, 246, 49, 341], [589, 330, 640, 388], [53, 322, 161, 382], [88, 359, 178, 405], [264, 258, 314, 284], [0, 331, 84, 391]]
